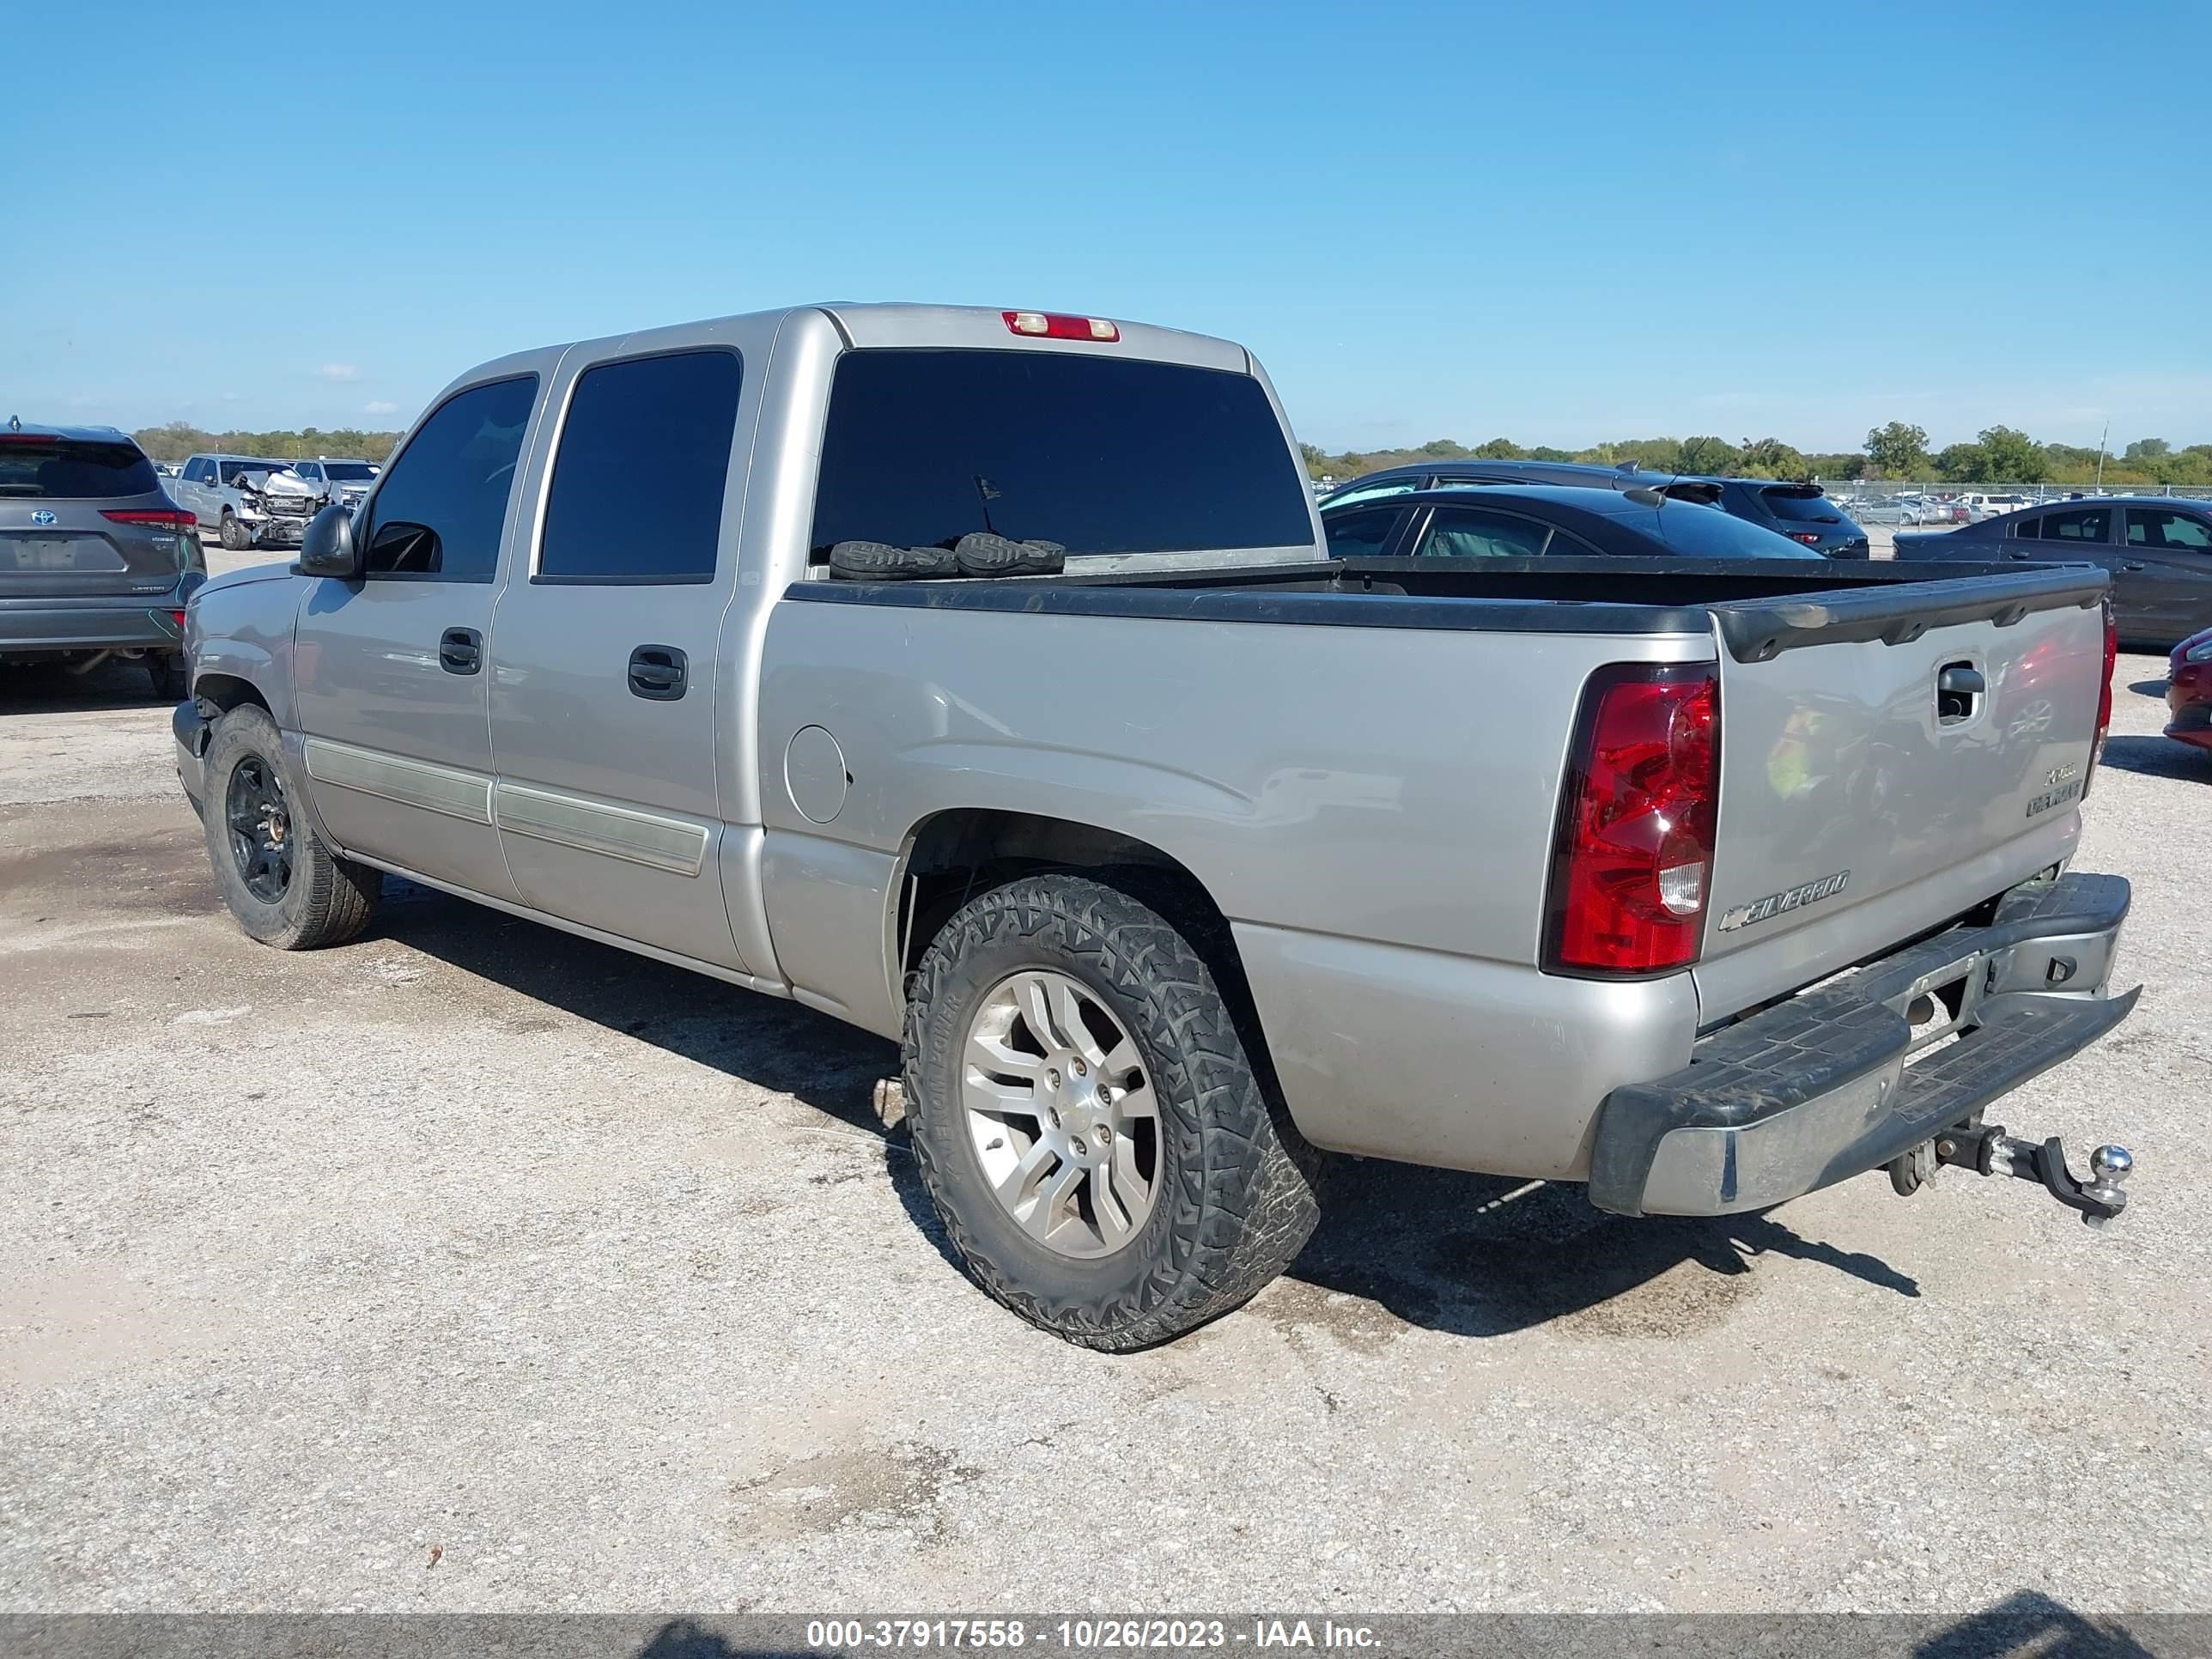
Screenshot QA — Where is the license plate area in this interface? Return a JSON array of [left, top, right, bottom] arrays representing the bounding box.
[[1, 536, 124, 572], [1893, 963, 1982, 1057]]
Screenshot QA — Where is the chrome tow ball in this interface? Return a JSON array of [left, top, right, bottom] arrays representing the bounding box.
[[1917, 1124, 2136, 1228]]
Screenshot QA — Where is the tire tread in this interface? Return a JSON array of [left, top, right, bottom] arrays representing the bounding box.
[[902, 874, 1318, 1351]]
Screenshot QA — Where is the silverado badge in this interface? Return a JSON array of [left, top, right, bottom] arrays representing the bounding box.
[[1717, 870, 1850, 933]]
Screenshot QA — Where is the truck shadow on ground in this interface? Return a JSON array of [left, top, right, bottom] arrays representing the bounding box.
[[378, 879, 1919, 1344], [0, 659, 176, 714], [1285, 1154, 1917, 1340]]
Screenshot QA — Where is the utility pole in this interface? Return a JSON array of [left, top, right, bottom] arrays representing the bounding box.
[[2094, 420, 2108, 489]]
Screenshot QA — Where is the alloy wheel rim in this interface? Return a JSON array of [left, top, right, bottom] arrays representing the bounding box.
[[225, 756, 294, 903], [961, 969, 1160, 1259]]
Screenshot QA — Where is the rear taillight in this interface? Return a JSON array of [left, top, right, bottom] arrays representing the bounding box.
[[1003, 310, 1120, 342], [101, 508, 198, 529], [2085, 597, 2117, 798], [1785, 531, 1822, 545], [1544, 663, 1720, 976]]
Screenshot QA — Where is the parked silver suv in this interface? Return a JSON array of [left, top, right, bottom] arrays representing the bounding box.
[[288, 458, 380, 513], [0, 422, 204, 697]]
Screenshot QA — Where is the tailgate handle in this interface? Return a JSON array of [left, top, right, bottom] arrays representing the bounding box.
[[1937, 662, 1984, 723]]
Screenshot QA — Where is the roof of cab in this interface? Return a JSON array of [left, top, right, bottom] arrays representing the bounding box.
[[459, 302, 1254, 386]]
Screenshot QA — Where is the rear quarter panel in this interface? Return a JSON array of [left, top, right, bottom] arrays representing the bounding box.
[[755, 595, 1713, 1176]]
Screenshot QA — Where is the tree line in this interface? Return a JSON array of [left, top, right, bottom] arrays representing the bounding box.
[[129, 415, 2212, 491], [1304, 426, 2212, 489], [132, 422, 403, 465]]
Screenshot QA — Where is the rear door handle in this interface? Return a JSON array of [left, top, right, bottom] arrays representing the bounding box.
[[629, 643, 687, 701], [439, 627, 482, 675], [2121, 562, 2146, 571]]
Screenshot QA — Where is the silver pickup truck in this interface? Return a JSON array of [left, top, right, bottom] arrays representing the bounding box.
[[173, 302, 2140, 1350]]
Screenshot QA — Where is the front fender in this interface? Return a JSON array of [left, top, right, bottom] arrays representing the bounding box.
[[187, 572, 304, 730]]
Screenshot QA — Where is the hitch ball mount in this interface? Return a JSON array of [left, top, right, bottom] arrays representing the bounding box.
[[1889, 1124, 2133, 1228]]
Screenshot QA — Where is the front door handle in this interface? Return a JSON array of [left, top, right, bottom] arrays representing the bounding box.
[[629, 644, 687, 701], [2121, 561, 2146, 571], [439, 627, 482, 675]]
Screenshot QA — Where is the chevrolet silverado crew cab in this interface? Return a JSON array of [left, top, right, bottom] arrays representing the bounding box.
[[175, 303, 2140, 1350]]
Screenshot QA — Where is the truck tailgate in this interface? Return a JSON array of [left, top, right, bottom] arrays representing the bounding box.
[[1693, 568, 2109, 1023]]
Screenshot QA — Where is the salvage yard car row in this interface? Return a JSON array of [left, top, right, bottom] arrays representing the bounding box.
[[167, 451, 380, 550]]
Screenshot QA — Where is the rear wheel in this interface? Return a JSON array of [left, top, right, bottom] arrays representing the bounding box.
[[201, 703, 380, 949], [902, 873, 1321, 1350]]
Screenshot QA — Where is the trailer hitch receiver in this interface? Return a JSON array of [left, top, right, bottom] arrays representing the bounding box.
[[1892, 1124, 2134, 1228]]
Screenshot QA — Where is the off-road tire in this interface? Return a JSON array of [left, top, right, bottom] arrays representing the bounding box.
[[952, 532, 1065, 577], [218, 511, 248, 551], [903, 874, 1321, 1350], [147, 653, 188, 702], [201, 703, 381, 950], [828, 540, 956, 580]]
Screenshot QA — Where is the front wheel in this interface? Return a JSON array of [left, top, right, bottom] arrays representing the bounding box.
[[200, 703, 381, 949], [902, 874, 1321, 1351], [218, 511, 248, 551]]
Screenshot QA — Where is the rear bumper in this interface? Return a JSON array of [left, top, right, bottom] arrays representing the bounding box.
[[1590, 872, 2136, 1217], [0, 594, 188, 655], [2166, 680, 2212, 750]]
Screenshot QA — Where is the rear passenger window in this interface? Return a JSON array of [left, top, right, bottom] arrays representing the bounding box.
[[538, 350, 743, 584], [362, 375, 538, 581], [2043, 507, 2110, 543], [2125, 508, 2212, 550], [2011, 517, 2041, 539], [1415, 506, 1549, 559], [1322, 507, 1401, 559]]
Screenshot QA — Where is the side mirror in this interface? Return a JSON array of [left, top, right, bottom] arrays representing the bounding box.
[[298, 503, 362, 579]]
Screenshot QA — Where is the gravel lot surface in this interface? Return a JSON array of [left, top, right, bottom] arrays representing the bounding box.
[[2, 568, 2206, 1619]]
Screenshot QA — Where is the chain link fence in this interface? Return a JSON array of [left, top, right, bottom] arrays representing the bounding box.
[[1826, 483, 2212, 525]]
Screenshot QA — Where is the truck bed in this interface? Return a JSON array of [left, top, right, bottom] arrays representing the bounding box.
[[793, 555, 2106, 660]]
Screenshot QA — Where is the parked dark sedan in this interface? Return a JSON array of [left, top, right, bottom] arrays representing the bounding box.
[[1893, 496, 2212, 647], [1319, 485, 1829, 563], [1321, 462, 1869, 556], [1705, 478, 1870, 558]]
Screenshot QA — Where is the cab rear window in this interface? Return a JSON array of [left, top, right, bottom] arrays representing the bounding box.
[[0, 438, 158, 499], [811, 349, 1313, 558], [1647, 504, 1826, 560], [1759, 487, 1840, 523]]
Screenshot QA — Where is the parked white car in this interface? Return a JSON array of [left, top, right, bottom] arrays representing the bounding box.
[[1959, 492, 2035, 523]]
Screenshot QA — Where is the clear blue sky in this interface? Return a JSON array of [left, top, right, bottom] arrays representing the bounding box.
[[6, 0, 2206, 454]]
